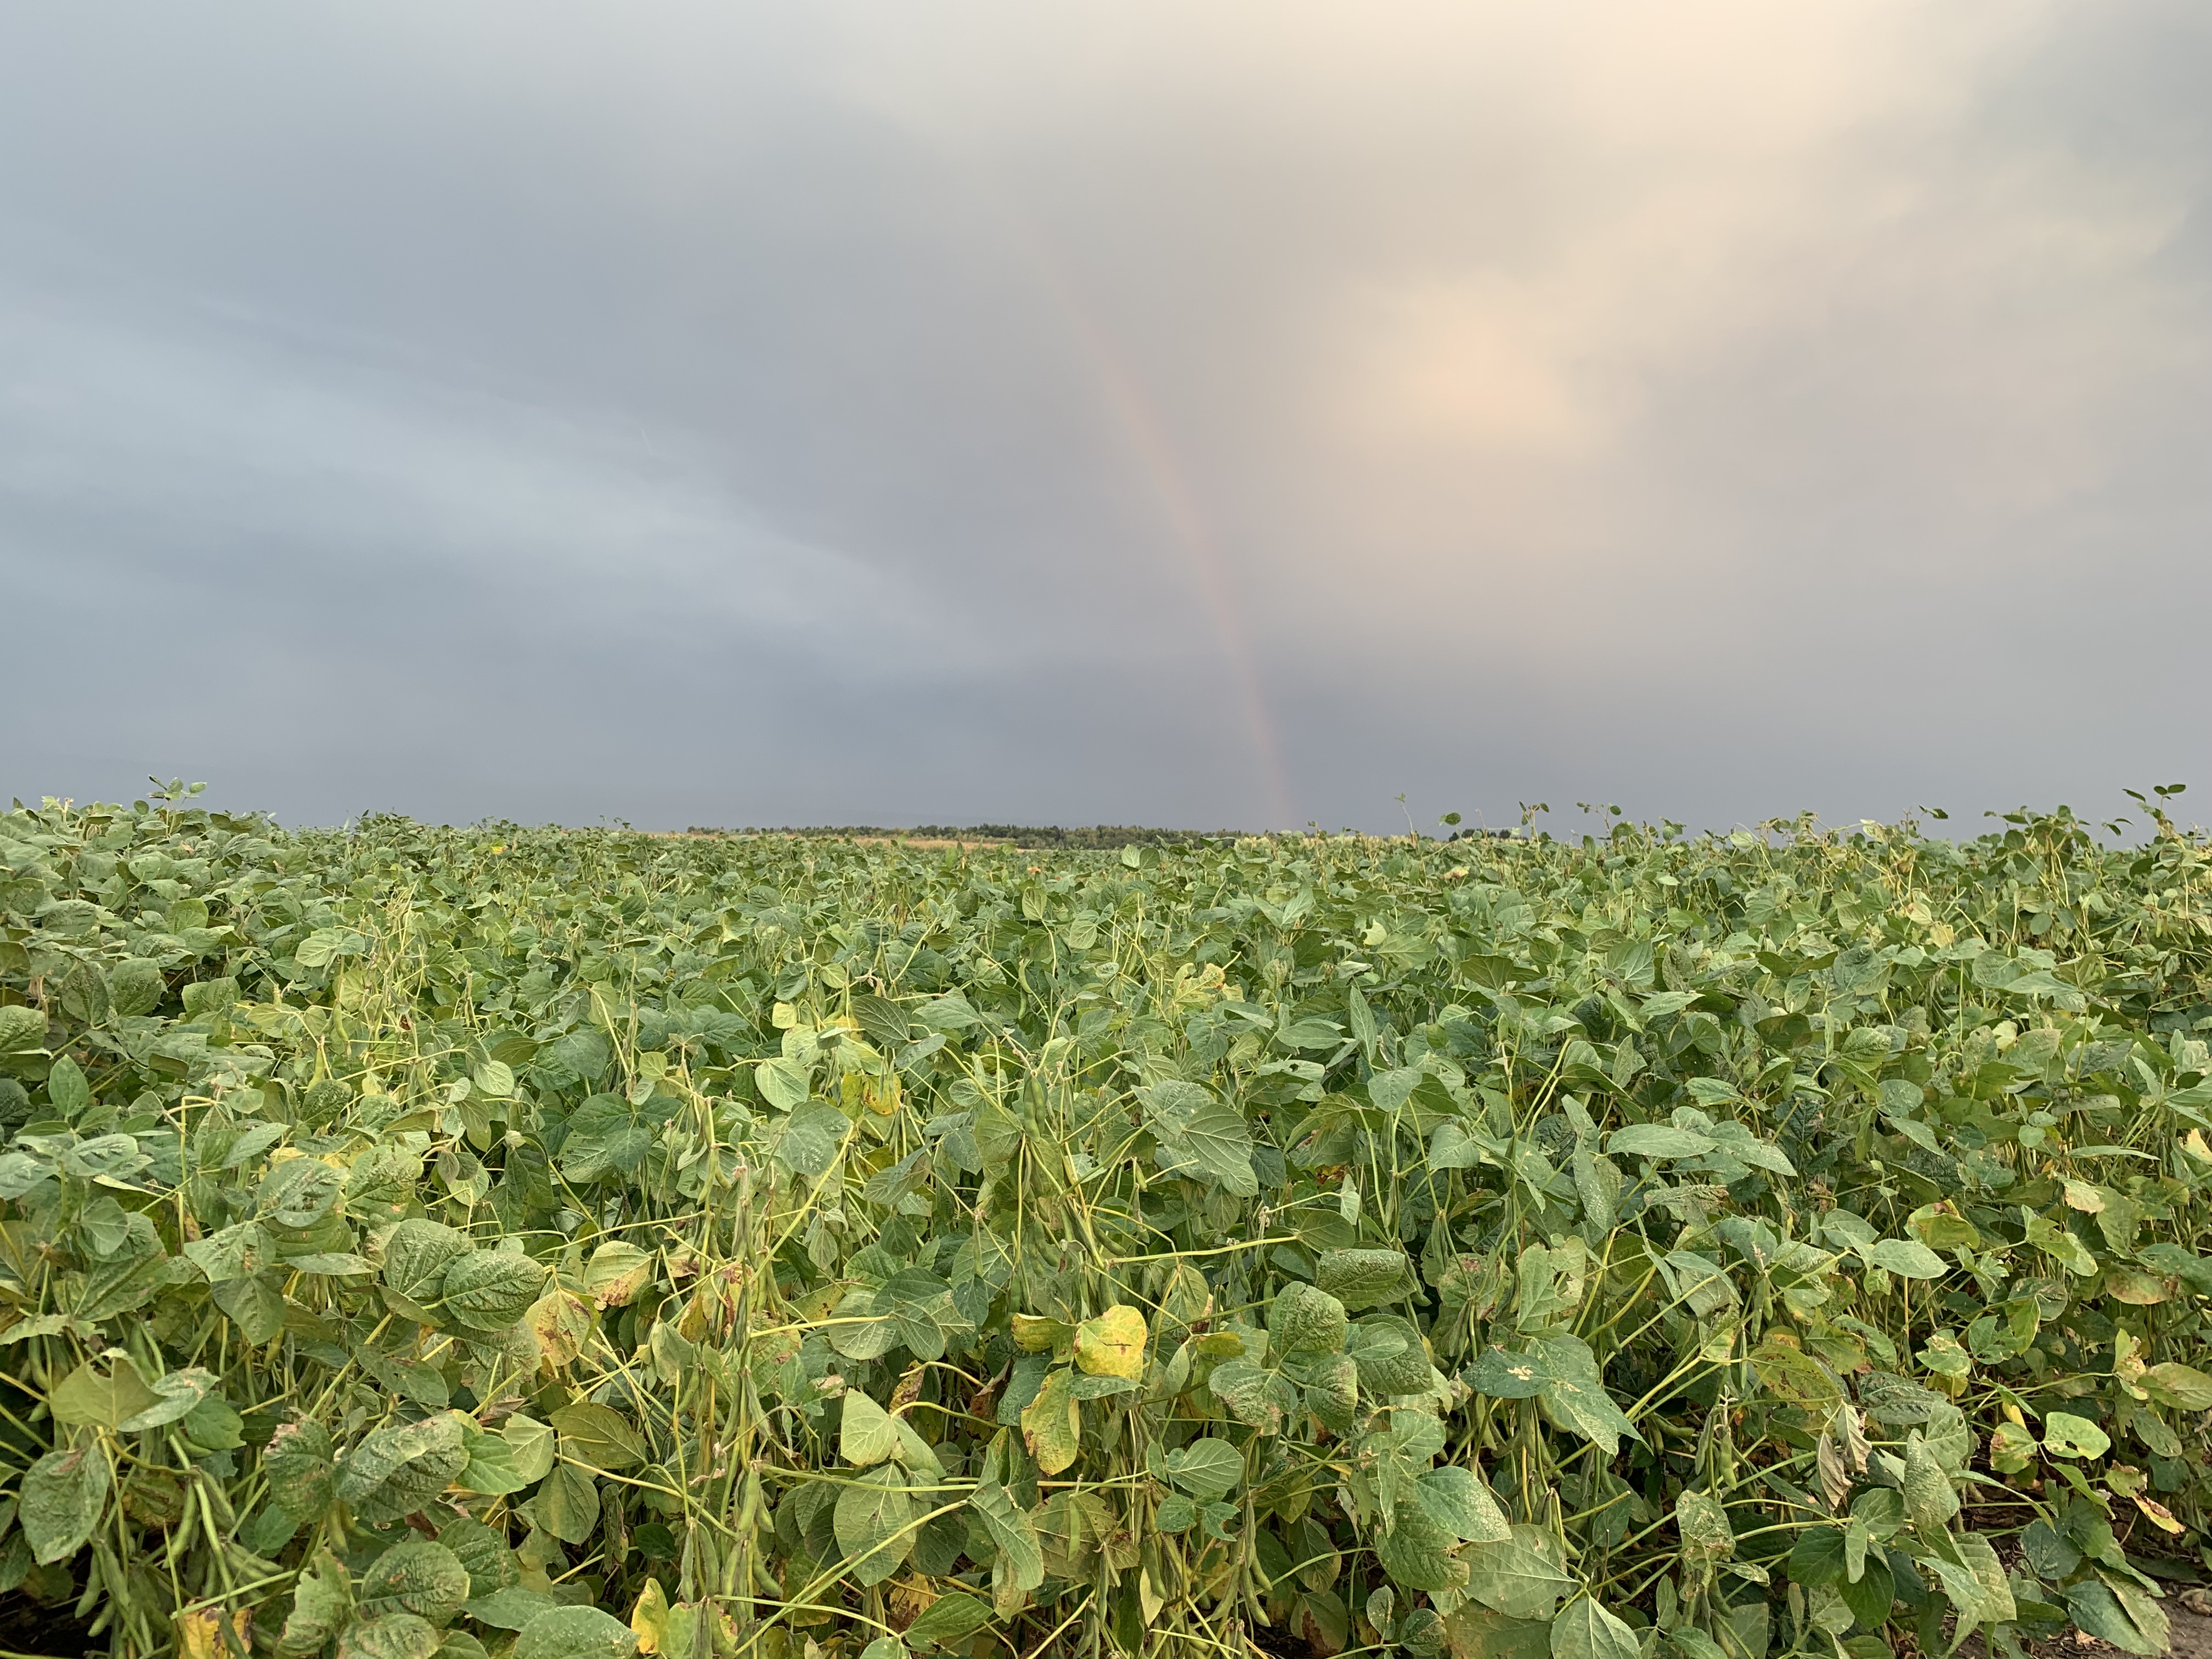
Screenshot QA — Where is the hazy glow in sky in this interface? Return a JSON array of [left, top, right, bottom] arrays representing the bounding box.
[[4, 3, 2208, 830]]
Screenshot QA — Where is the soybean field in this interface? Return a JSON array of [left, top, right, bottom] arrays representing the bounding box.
[[3, 791, 2212, 1659]]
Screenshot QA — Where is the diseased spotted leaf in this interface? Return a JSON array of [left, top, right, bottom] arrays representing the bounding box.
[[382, 1219, 471, 1306], [337, 1413, 470, 1524], [1269, 1283, 1348, 1356], [265, 1420, 337, 1523], [359, 1539, 472, 1626]]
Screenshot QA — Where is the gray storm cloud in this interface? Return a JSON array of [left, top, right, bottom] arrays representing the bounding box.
[[4, 2, 2209, 831]]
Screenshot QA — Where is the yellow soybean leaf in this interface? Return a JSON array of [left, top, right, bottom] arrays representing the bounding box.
[[631, 1578, 670, 1655], [528, 1289, 594, 1370], [1012, 1314, 1073, 1353], [1020, 1366, 1081, 1475], [1074, 1306, 1148, 1379], [179, 1607, 250, 1659]]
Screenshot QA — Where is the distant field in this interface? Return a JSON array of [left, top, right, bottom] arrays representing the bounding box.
[[680, 824, 1253, 850], [2, 796, 2208, 1659]]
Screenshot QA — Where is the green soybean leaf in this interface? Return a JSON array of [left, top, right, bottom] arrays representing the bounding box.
[[905, 1592, 992, 1649], [550, 1402, 644, 1470], [360, 1539, 472, 1626], [1165, 1437, 1244, 1502], [533, 1464, 601, 1544], [1317, 1248, 1413, 1311], [265, 1420, 337, 1522], [338, 1413, 470, 1525], [1901, 1434, 1958, 1532], [513, 1605, 641, 1659], [382, 1219, 472, 1305], [2041, 1412, 2111, 1459], [839, 1391, 900, 1468], [1461, 1528, 1575, 1621], [441, 1252, 546, 1331], [833, 1466, 916, 1587], [279, 1549, 356, 1655], [1269, 1283, 1349, 1356], [20, 1444, 109, 1564], [1414, 1467, 1510, 1544], [1548, 1598, 1640, 1659], [1864, 1239, 1946, 1280]]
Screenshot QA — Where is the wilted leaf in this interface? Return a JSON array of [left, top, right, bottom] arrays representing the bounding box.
[[528, 1289, 593, 1368], [2041, 1412, 2110, 1460]]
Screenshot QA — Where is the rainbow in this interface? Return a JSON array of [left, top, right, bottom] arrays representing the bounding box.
[[1011, 230, 1297, 830]]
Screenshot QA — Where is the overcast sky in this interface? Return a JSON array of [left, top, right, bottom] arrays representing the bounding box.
[[4, 3, 2209, 833]]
